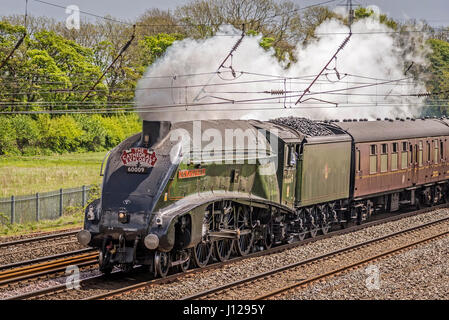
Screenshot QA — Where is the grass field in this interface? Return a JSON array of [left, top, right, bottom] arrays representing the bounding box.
[[0, 152, 107, 198], [0, 209, 84, 236]]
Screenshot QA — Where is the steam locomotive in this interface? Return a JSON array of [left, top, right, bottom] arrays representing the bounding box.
[[77, 117, 449, 277]]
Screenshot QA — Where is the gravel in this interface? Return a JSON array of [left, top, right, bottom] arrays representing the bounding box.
[[0, 235, 85, 266], [109, 208, 449, 300], [201, 220, 449, 299], [0, 266, 101, 300], [0, 227, 80, 244], [282, 235, 449, 300]]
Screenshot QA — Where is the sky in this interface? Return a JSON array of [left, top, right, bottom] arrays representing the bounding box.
[[1, 0, 449, 27]]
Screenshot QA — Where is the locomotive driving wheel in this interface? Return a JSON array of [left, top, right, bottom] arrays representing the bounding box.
[[320, 205, 332, 235], [235, 206, 254, 256], [214, 238, 234, 261], [192, 241, 212, 268], [176, 249, 191, 273], [214, 201, 235, 262], [154, 251, 171, 278], [297, 209, 307, 241], [307, 207, 318, 238], [262, 220, 274, 249]]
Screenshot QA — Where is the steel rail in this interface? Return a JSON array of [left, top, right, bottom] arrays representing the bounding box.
[[0, 230, 80, 249], [0, 248, 95, 271], [0, 252, 98, 286], [82, 204, 449, 301], [256, 230, 449, 300], [3, 273, 112, 300], [181, 216, 449, 300]]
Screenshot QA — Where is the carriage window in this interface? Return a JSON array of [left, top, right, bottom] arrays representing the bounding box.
[[418, 141, 423, 167], [427, 141, 431, 162], [441, 140, 444, 160], [401, 142, 408, 169], [402, 142, 407, 151], [370, 145, 377, 174], [380, 144, 388, 172], [434, 140, 439, 164], [391, 143, 398, 171]]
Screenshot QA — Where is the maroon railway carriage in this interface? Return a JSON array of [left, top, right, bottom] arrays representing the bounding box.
[[335, 118, 449, 218]]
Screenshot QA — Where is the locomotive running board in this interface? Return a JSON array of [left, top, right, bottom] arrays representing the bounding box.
[[208, 229, 251, 240]]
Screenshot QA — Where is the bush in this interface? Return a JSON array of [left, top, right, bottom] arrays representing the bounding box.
[[10, 115, 40, 151], [0, 117, 18, 155], [73, 114, 107, 151], [0, 114, 141, 155]]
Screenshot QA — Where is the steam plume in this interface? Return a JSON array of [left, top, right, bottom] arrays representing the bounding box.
[[135, 14, 430, 122]]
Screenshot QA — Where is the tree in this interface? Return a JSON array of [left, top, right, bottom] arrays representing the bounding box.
[[425, 39, 449, 115], [139, 33, 184, 67]]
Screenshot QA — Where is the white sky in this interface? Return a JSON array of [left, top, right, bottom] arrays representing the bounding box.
[[1, 0, 448, 27]]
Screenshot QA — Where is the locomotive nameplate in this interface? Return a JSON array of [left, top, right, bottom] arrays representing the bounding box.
[[121, 148, 157, 174], [178, 168, 206, 179]]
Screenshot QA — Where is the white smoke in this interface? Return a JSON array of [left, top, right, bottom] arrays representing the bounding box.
[[135, 14, 429, 122]]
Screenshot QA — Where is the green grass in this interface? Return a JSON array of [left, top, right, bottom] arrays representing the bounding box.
[[0, 207, 84, 236], [0, 184, 101, 236], [0, 151, 106, 198]]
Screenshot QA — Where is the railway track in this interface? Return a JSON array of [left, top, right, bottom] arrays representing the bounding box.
[[5, 204, 449, 300], [0, 251, 98, 286], [181, 216, 449, 300], [0, 230, 80, 249], [0, 229, 85, 268], [256, 229, 449, 300]]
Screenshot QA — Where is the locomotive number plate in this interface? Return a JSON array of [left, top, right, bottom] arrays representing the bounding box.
[[121, 148, 157, 174], [126, 166, 149, 174]]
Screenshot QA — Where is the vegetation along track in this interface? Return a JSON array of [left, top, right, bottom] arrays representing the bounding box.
[[181, 216, 449, 300], [22, 204, 445, 301]]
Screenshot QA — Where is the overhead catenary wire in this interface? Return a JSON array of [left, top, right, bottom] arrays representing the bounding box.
[[2, 102, 448, 115], [0, 74, 416, 101], [0, 1, 27, 70], [0, 76, 418, 112], [29, 0, 449, 34], [2, 0, 444, 115], [81, 25, 136, 101]]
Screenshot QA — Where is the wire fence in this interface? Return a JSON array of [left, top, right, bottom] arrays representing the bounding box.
[[0, 185, 97, 224]]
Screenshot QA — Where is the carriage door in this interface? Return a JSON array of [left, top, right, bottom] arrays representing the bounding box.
[[281, 144, 297, 208], [411, 143, 419, 185]]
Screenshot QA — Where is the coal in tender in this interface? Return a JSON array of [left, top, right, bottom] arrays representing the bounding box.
[[270, 117, 334, 136]]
